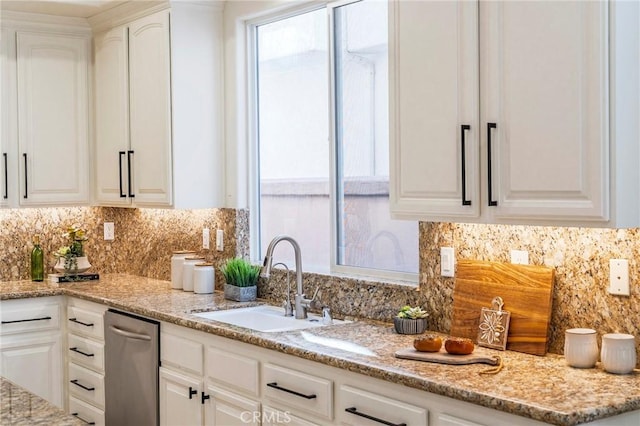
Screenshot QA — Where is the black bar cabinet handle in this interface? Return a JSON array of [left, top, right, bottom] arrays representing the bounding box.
[[345, 407, 407, 426], [461, 124, 471, 206], [189, 387, 197, 399], [201, 392, 210, 404], [119, 151, 126, 198], [22, 153, 27, 199], [71, 412, 96, 425], [69, 318, 94, 327], [70, 379, 95, 392], [3, 153, 7, 199], [487, 122, 498, 206], [266, 382, 317, 400], [127, 150, 135, 198], [70, 347, 95, 357], [2, 316, 51, 324]]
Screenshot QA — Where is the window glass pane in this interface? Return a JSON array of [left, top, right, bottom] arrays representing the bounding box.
[[257, 9, 330, 272], [334, 1, 418, 274]]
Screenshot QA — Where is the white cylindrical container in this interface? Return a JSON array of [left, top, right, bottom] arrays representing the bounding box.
[[601, 333, 637, 374], [193, 263, 215, 294], [182, 256, 205, 292], [171, 251, 196, 289], [564, 328, 599, 368]]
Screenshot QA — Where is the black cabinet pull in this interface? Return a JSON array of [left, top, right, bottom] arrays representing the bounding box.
[[2, 152, 7, 199], [266, 382, 317, 400], [487, 122, 498, 206], [461, 124, 471, 206], [127, 150, 135, 198], [70, 379, 95, 392], [69, 318, 94, 327], [189, 387, 197, 399], [71, 412, 96, 425], [119, 151, 126, 198], [345, 407, 407, 426], [70, 347, 95, 357], [22, 153, 27, 199], [2, 316, 51, 324], [201, 392, 210, 404]]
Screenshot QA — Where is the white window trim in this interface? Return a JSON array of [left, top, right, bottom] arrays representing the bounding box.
[[247, 0, 418, 285]]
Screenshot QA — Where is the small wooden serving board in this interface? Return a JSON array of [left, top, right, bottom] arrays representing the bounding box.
[[395, 348, 500, 366]]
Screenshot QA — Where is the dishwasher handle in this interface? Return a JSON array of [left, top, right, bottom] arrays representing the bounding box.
[[109, 325, 152, 341]]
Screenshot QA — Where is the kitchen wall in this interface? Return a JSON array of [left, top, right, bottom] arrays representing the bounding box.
[[0, 207, 248, 286], [2, 208, 638, 363]]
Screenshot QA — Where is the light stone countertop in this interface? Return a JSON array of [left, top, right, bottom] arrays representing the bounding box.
[[1, 274, 639, 426], [0, 377, 83, 426]]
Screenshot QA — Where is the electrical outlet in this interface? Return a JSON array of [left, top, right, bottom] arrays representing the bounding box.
[[104, 222, 114, 240], [510, 249, 529, 265], [202, 228, 210, 249], [609, 259, 630, 296], [440, 247, 455, 277], [216, 229, 224, 251]]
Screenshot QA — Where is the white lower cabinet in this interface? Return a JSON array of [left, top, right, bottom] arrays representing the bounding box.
[[0, 296, 63, 408], [262, 405, 321, 426], [205, 384, 260, 426], [159, 367, 203, 426], [65, 298, 107, 424], [337, 385, 427, 426]]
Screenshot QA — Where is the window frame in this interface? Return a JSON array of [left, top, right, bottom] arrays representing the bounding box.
[[247, 0, 418, 285]]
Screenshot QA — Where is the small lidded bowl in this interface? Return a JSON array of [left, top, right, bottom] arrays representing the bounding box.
[[564, 328, 599, 368], [601, 333, 637, 375]]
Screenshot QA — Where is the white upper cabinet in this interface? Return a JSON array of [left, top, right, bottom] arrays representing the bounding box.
[[92, 2, 225, 209], [390, 0, 640, 227], [0, 13, 91, 208]]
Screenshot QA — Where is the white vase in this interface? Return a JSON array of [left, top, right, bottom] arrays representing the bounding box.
[[54, 256, 91, 274]]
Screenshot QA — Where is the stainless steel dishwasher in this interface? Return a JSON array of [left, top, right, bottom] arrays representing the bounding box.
[[104, 309, 159, 426]]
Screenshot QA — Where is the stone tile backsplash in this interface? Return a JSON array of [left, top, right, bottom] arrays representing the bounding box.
[[1, 207, 638, 362]]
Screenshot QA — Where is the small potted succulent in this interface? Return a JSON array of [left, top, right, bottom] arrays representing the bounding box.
[[220, 258, 261, 302], [394, 305, 429, 334]]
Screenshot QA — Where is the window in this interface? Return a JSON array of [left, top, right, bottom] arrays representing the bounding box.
[[250, 0, 417, 281]]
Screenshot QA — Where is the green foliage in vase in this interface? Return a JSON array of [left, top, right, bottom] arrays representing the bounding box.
[[220, 258, 261, 288]]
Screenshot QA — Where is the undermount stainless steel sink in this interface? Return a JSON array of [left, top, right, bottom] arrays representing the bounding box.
[[192, 305, 349, 332]]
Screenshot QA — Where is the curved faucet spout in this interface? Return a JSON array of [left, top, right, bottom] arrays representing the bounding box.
[[261, 235, 309, 319]]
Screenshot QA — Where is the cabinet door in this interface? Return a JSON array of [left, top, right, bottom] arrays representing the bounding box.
[[204, 384, 260, 426], [481, 0, 608, 221], [0, 333, 63, 408], [0, 27, 15, 208], [128, 10, 173, 206], [389, 0, 479, 220], [94, 25, 131, 206], [159, 367, 203, 426], [16, 32, 89, 206]]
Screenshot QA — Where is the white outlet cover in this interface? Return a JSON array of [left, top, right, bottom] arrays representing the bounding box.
[[216, 229, 224, 251], [440, 247, 454, 277], [510, 249, 529, 265], [104, 222, 114, 241], [202, 228, 210, 249], [609, 259, 630, 296]]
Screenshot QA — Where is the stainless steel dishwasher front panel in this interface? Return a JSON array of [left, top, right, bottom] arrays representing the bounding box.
[[104, 309, 159, 426]]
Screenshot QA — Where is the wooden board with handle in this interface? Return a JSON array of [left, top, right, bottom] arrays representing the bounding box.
[[452, 260, 555, 356], [395, 347, 500, 366]]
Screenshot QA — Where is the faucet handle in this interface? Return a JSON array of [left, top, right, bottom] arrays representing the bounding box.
[[307, 287, 320, 303]]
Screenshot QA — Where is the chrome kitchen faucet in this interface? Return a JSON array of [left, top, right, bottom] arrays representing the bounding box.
[[260, 235, 318, 319]]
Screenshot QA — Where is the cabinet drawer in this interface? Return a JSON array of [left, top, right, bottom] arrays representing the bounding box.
[[263, 405, 322, 426], [207, 346, 258, 396], [67, 305, 105, 341], [161, 331, 203, 376], [438, 413, 485, 426], [69, 395, 105, 426], [262, 363, 332, 420], [68, 333, 105, 373], [68, 362, 105, 409], [338, 385, 428, 426], [0, 297, 61, 335]]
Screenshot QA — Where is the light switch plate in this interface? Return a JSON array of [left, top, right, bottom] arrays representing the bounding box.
[[104, 222, 114, 241], [216, 229, 224, 252], [609, 259, 630, 296], [440, 247, 455, 277], [510, 249, 529, 265], [202, 228, 210, 249]]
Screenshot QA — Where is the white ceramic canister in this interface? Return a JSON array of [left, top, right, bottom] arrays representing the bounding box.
[[564, 328, 599, 368], [182, 256, 205, 292], [171, 251, 196, 289], [193, 263, 215, 294], [601, 333, 637, 374]]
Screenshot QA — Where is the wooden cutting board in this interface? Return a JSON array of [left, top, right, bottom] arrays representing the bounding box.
[[452, 260, 555, 356], [395, 347, 500, 366]]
